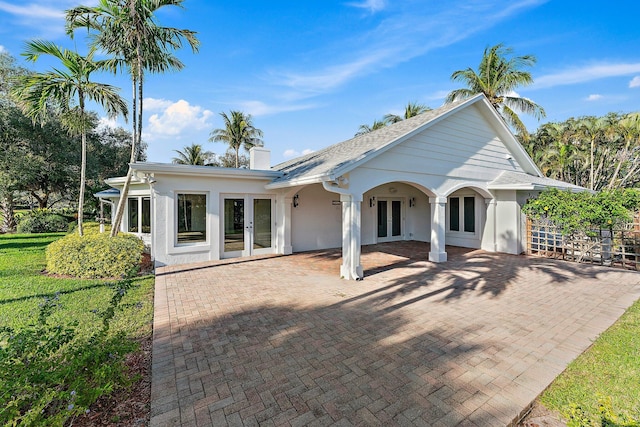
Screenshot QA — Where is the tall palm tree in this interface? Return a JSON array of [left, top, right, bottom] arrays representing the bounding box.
[[12, 41, 127, 236], [355, 119, 387, 136], [384, 101, 431, 124], [172, 143, 216, 166], [209, 111, 264, 168], [608, 114, 639, 189], [66, 0, 200, 237], [446, 43, 545, 139]]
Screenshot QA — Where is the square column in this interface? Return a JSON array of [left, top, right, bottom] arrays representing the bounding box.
[[340, 194, 363, 280], [429, 196, 447, 262], [279, 195, 293, 255]]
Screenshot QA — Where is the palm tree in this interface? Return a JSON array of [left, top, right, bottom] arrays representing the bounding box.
[[12, 41, 127, 236], [609, 113, 640, 189], [446, 43, 545, 139], [209, 111, 264, 168], [172, 143, 216, 166], [66, 0, 200, 237], [14, 40, 127, 236], [384, 101, 431, 124], [355, 119, 387, 136]]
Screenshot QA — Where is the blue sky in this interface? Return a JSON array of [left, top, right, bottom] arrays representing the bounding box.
[[1, 0, 640, 166]]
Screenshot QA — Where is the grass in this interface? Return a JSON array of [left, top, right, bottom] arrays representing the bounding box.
[[0, 233, 154, 425], [540, 298, 640, 426]]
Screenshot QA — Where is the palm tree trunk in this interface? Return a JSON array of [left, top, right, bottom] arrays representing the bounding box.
[[110, 76, 138, 237], [0, 191, 16, 233], [235, 146, 239, 168], [78, 96, 86, 236], [590, 138, 594, 190]]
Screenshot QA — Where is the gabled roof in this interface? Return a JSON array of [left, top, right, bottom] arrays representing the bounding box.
[[267, 94, 541, 189], [488, 170, 586, 192]]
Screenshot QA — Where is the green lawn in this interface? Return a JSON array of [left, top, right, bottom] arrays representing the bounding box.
[[540, 298, 640, 426], [0, 233, 154, 425]]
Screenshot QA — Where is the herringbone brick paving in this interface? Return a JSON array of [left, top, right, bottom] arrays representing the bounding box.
[[150, 242, 640, 426]]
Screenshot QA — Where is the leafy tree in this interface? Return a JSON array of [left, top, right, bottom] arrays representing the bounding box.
[[67, 0, 200, 237], [384, 101, 431, 124], [209, 111, 264, 168], [446, 43, 545, 139], [216, 148, 248, 168], [172, 143, 216, 165], [12, 41, 127, 236], [527, 113, 640, 191]]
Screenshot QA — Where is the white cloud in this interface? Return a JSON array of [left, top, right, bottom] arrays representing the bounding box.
[[97, 116, 120, 129], [0, 0, 99, 38], [629, 76, 640, 88], [144, 97, 175, 112], [283, 148, 315, 158], [346, 0, 386, 13], [238, 100, 317, 116], [146, 99, 213, 137], [0, 1, 63, 19], [270, 0, 546, 96], [585, 94, 603, 101], [0, 45, 6, 53], [534, 63, 640, 89]]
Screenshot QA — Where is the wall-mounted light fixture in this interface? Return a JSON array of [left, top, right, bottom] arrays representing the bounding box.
[[293, 194, 299, 208], [409, 197, 416, 207], [369, 196, 376, 207]]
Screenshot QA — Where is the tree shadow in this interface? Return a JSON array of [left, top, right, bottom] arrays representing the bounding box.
[[152, 297, 502, 425]]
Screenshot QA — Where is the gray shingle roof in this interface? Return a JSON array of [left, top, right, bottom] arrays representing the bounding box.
[[489, 170, 586, 191], [270, 97, 473, 185]]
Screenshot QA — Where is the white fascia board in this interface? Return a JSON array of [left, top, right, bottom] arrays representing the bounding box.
[[264, 173, 329, 189], [129, 162, 283, 180]]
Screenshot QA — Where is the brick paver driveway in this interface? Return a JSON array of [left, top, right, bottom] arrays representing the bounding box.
[[150, 242, 640, 426]]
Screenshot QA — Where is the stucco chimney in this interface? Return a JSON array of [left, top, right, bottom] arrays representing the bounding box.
[[249, 147, 271, 170]]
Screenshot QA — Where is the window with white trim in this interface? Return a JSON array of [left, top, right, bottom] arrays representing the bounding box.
[[448, 196, 475, 233], [177, 193, 207, 244]]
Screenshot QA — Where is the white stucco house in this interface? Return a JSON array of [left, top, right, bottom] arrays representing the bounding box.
[[96, 94, 581, 280]]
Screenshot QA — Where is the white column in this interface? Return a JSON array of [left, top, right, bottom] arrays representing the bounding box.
[[429, 196, 447, 262], [282, 196, 293, 255], [340, 194, 363, 280]]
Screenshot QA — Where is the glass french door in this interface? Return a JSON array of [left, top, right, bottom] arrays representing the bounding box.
[[377, 198, 403, 242], [223, 196, 274, 258]]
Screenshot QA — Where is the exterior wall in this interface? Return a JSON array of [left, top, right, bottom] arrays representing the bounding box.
[[348, 104, 523, 198], [290, 184, 342, 252], [493, 190, 520, 254], [150, 173, 278, 266]]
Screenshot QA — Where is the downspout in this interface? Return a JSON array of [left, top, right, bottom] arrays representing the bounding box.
[[322, 179, 363, 280]]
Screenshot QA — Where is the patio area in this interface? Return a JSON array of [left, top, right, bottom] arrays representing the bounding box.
[[150, 242, 640, 426]]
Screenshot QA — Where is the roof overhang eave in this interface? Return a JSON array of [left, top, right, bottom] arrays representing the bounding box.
[[265, 174, 331, 189]]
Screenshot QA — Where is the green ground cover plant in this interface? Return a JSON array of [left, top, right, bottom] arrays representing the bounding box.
[[0, 233, 153, 425], [540, 299, 640, 426]]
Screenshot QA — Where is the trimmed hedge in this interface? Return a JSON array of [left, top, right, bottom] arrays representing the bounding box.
[[46, 232, 144, 279], [16, 209, 70, 233]]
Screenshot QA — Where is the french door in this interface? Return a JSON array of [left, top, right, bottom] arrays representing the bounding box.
[[222, 196, 274, 258], [377, 198, 403, 242]]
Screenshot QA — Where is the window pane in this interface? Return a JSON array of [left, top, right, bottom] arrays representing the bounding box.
[[253, 199, 271, 249], [391, 200, 401, 236], [464, 196, 475, 233], [127, 198, 138, 232], [377, 200, 387, 237], [224, 198, 244, 251], [449, 197, 459, 231], [177, 194, 207, 243], [142, 197, 151, 233]]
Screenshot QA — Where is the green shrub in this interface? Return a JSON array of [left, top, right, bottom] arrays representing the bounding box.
[[17, 209, 70, 233], [46, 233, 144, 278]]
